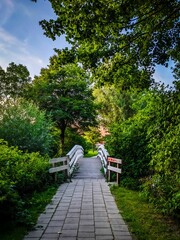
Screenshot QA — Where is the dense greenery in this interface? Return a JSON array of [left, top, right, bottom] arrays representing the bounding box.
[[0, 62, 31, 99], [0, 98, 56, 156], [39, 0, 179, 77], [29, 61, 97, 154], [105, 86, 180, 216], [84, 126, 102, 152], [0, 185, 59, 240], [63, 127, 91, 155], [0, 139, 53, 221], [0, 0, 178, 234]]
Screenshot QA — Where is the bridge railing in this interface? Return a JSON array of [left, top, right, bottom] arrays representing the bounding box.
[[97, 144, 109, 175], [98, 144, 122, 184], [49, 145, 84, 179], [67, 145, 84, 175]]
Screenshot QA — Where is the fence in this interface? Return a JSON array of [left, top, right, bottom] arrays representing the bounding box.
[[98, 144, 122, 184], [49, 145, 84, 180], [97, 144, 109, 174]]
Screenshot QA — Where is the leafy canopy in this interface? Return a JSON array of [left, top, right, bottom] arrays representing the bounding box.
[[39, 0, 179, 71], [0, 62, 31, 99], [0, 139, 51, 220], [0, 98, 55, 155], [30, 61, 97, 153]]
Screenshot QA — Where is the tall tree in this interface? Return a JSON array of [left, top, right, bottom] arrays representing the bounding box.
[[39, 0, 179, 72], [30, 62, 97, 154], [0, 62, 31, 99], [93, 84, 136, 127]]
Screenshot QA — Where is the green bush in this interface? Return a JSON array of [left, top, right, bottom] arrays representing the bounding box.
[[106, 88, 180, 216], [121, 177, 140, 190], [141, 88, 180, 216], [105, 115, 151, 188], [63, 127, 90, 155], [0, 139, 52, 219], [0, 98, 56, 155], [143, 124, 180, 216]]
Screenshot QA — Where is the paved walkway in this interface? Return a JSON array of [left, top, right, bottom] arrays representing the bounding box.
[[24, 157, 132, 240], [73, 157, 104, 179]]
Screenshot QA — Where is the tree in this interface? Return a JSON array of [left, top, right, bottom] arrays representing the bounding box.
[[30, 62, 97, 154], [84, 126, 102, 152], [93, 84, 138, 127], [105, 90, 153, 189], [64, 127, 90, 154], [39, 0, 179, 72], [105, 86, 180, 215], [0, 62, 31, 99], [0, 98, 55, 155]]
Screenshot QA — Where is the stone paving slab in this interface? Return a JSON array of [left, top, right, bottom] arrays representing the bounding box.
[[24, 179, 132, 240], [23, 158, 132, 240]]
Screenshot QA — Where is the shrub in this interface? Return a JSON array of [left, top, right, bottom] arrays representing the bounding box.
[[106, 88, 180, 216], [0, 139, 52, 219], [105, 116, 151, 187], [143, 124, 180, 216], [0, 98, 55, 155], [141, 88, 180, 217], [63, 128, 90, 155]]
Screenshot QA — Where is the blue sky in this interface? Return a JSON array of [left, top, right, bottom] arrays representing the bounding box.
[[0, 0, 69, 77], [0, 0, 174, 86]]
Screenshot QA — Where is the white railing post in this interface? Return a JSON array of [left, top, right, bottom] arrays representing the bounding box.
[[49, 145, 84, 180], [97, 144, 109, 176], [66, 155, 70, 179], [67, 145, 84, 176], [97, 145, 122, 184]]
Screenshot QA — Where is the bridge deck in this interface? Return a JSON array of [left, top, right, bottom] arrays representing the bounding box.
[[24, 157, 132, 240], [73, 157, 104, 179]]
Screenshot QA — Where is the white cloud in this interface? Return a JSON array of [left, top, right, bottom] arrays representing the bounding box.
[[0, 27, 46, 77], [0, 27, 18, 45]]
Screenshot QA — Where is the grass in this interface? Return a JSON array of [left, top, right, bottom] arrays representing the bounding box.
[[111, 186, 180, 240], [0, 184, 59, 240]]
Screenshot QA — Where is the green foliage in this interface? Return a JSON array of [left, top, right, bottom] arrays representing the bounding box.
[[106, 119, 150, 189], [93, 85, 137, 126], [0, 139, 53, 221], [85, 149, 98, 158], [0, 98, 56, 155], [142, 88, 180, 216], [0, 62, 31, 99], [105, 86, 180, 216], [0, 185, 59, 240], [64, 128, 90, 155], [93, 54, 153, 88], [84, 126, 102, 152], [40, 0, 179, 75], [29, 61, 97, 154], [105, 91, 153, 187]]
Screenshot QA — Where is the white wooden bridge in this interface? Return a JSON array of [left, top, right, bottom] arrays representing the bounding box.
[[23, 145, 132, 240], [49, 145, 122, 184]]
